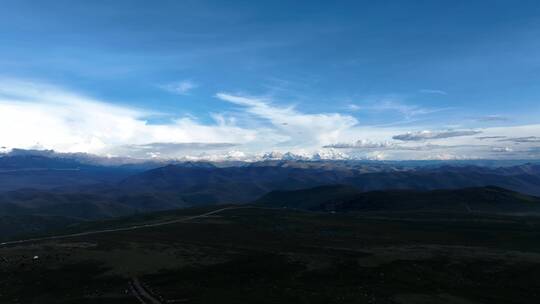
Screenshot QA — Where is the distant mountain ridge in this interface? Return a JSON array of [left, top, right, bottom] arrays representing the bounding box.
[[120, 162, 540, 200], [257, 185, 540, 214], [1, 150, 540, 231], [4, 147, 540, 165]]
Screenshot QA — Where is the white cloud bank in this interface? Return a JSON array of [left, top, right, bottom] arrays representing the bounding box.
[[393, 130, 482, 141], [215, 93, 358, 148], [0, 80, 359, 158], [1, 79, 540, 160], [0, 80, 254, 157]]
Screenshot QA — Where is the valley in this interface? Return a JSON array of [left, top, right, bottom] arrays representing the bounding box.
[[2, 206, 540, 303], [2, 152, 540, 303]]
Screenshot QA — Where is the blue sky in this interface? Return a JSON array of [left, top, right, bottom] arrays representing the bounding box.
[[1, 0, 540, 160]]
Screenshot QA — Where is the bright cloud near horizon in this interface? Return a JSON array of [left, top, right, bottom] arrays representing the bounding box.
[[1, 1, 539, 160]]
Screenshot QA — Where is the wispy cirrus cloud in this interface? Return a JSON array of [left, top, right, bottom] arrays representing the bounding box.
[[492, 146, 513, 153], [392, 130, 482, 141], [216, 93, 358, 147], [323, 139, 395, 149], [419, 89, 447, 95], [347, 104, 361, 111], [474, 115, 509, 122], [477, 136, 507, 140], [499, 136, 540, 143], [160, 80, 198, 95], [323, 140, 485, 153], [115, 142, 239, 158], [348, 99, 448, 119]]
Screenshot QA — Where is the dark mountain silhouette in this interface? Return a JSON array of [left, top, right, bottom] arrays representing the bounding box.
[[0, 154, 151, 192], [2, 153, 540, 239], [120, 163, 540, 201], [343, 169, 540, 196], [257, 185, 540, 214], [118, 165, 349, 203], [0, 189, 193, 220], [254, 185, 362, 210]]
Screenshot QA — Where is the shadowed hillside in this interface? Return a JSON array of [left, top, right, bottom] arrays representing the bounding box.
[[257, 185, 540, 214]]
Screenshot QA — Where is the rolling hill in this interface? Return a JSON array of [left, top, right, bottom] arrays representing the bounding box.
[[257, 185, 540, 214], [2, 151, 540, 241]]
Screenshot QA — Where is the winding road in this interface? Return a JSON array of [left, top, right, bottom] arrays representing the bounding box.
[[130, 277, 164, 304], [0, 206, 246, 247]]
